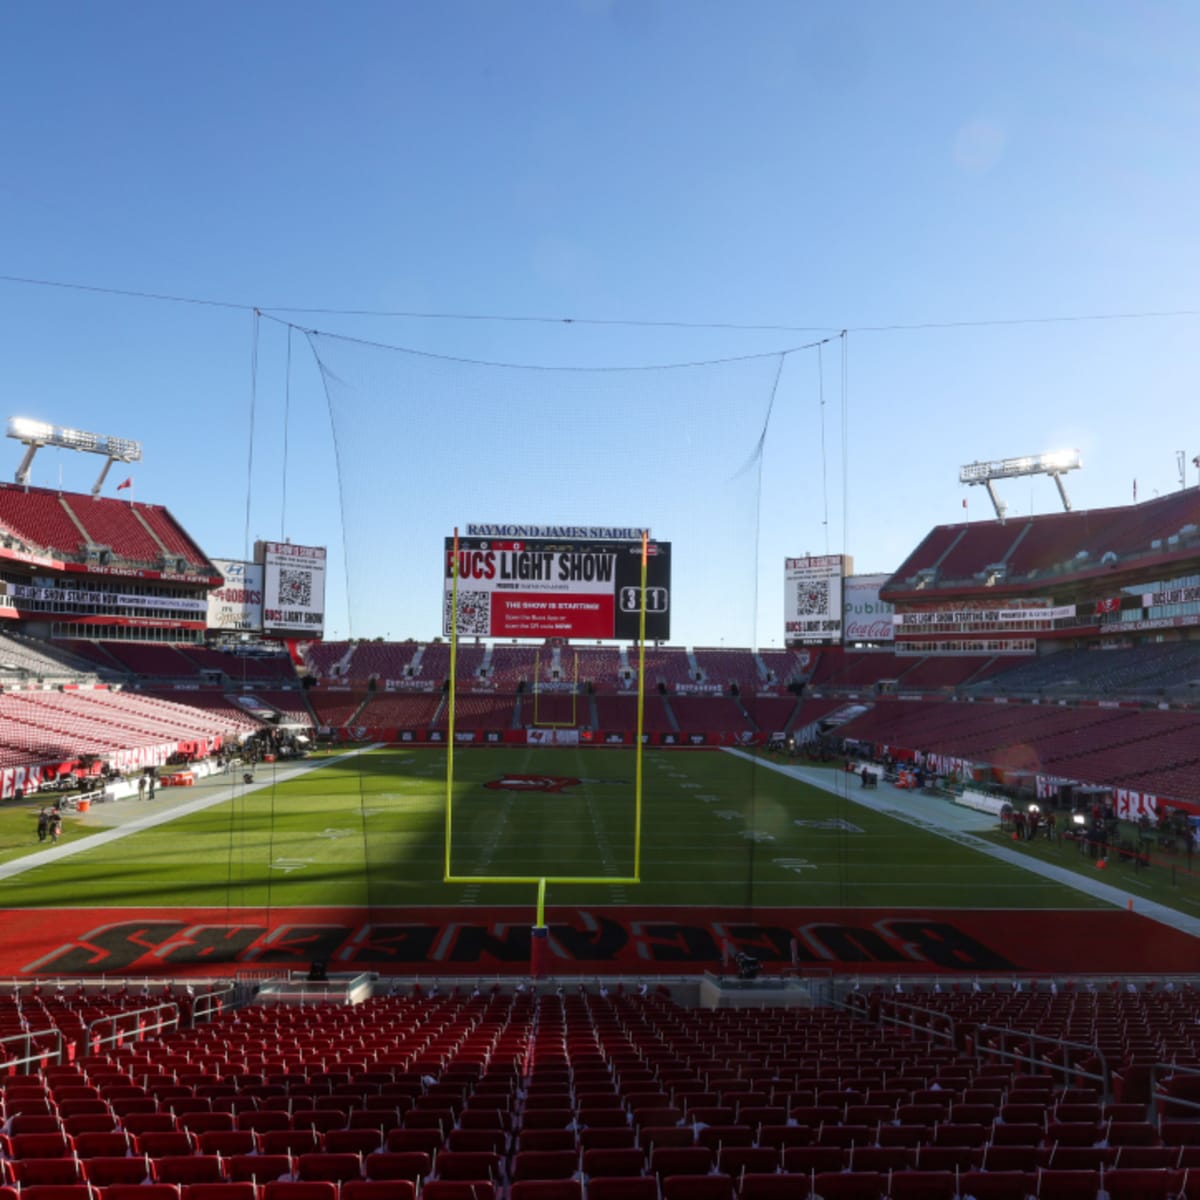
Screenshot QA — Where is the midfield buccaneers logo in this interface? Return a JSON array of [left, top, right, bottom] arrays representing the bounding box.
[[484, 774, 581, 794]]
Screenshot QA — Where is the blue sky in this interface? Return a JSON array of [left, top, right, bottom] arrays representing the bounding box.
[[0, 1, 1197, 645]]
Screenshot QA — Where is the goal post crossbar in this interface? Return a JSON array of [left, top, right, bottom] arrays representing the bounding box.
[[444, 527, 648, 891]]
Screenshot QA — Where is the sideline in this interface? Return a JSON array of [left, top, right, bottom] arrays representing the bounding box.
[[0, 745, 383, 884], [725, 748, 1200, 941]]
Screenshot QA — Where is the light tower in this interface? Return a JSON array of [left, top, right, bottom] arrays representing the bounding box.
[[7, 418, 143, 496], [959, 449, 1082, 522]]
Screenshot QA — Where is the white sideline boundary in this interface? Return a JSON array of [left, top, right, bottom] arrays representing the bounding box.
[[724, 747, 1200, 941], [0, 745, 383, 884]]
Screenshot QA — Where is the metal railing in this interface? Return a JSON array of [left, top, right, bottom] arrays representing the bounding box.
[[193, 982, 236, 1024], [85, 1001, 180, 1056], [974, 1022, 1110, 1107], [835, 992, 959, 1049], [0, 1026, 66, 1073], [1150, 1060, 1200, 1122]]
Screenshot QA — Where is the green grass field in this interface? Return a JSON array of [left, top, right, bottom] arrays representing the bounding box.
[[0, 746, 1117, 914]]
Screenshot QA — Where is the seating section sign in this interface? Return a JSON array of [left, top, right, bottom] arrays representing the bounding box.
[[444, 535, 671, 640]]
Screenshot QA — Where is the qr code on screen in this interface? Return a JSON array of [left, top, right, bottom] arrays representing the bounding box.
[[279, 567, 312, 607], [446, 589, 490, 635], [795, 580, 829, 616]]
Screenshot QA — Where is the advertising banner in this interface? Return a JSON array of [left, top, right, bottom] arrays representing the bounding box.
[[843, 573, 894, 643], [785, 555, 847, 645], [445, 535, 671, 640], [258, 542, 326, 636], [207, 560, 264, 631]]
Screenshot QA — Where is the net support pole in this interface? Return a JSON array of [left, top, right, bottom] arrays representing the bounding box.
[[444, 528, 459, 882], [531, 876, 549, 979]]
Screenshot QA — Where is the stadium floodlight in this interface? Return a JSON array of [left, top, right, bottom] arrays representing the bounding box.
[[7, 417, 143, 496], [959, 449, 1082, 520]]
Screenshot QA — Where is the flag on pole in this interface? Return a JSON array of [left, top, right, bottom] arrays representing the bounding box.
[[1133, 479, 1138, 502], [117, 477, 132, 491]]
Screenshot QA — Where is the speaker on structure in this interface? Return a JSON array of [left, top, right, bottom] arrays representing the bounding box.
[[307, 961, 328, 983]]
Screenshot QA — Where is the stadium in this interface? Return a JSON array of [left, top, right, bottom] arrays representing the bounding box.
[[0, 408, 1199, 1200]]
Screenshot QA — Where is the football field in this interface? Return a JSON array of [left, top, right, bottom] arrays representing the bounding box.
[[1, 746, 1106, 912]]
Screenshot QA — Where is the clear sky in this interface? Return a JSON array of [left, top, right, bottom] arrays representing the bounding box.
[[1, 1, 1197, 646]]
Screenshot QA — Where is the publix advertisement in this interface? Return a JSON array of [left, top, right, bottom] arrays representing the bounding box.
[[843, 573, 894, 643]]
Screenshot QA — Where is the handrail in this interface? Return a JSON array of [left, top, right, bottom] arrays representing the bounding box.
[[192, 983, 236, 1026], [974, 1022, 1110, 1107], [1150, 1060, 1200, 1122], [0, 1027, 66, 1073], [831, 992, 958, 1047], [86, 1001, 180, 1055], [876, 997, 958, 1048]]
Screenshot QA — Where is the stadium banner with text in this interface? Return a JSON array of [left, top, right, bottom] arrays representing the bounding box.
[[4, 583, 208, 614], [843, 573, 894, 643], [257, 541, 327, 636], [7, 904, 1198, 978], [895, 604, 1076, 627], [444, 535, 671, 640], [785, 555, 849, 645], [207, 559, 264, 632]]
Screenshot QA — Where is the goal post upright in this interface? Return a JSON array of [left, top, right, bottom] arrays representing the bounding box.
[[634, 529, 648, 879]]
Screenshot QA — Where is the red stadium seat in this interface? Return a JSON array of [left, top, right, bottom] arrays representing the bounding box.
[[1033, 1170, 1102, 1200], [261, 1184, 338, 1200], [79, 1158, 154, 1188], [419, 1185, 496, 1200], [363, 1153, 431, 1184], [73, 1133, 134, 1158], [661, 1176, 734, 1200], [808, 1173, 887, 1200], [583, 1180, 658, 1200], [17, 1189, 96, 1200], [152, 1158, 226, 1187], [510, 1151, 580, 1182], [322, 1130, 384, 1156], [8, 1162, 84, 1187], [105, 1186, 182, 1200], [341, 1183, 416, 1200], [181, 1186, 261, 1200], [954, 1173, 1039, 1200], [294, 1155, 364, 1185], [509, 1183, 583, 1200], [224, 1158, 294, 1185], [887, 1170, 958, 1200], [433, 1152, 503, 1182], [582, 1148, 646, 1178]]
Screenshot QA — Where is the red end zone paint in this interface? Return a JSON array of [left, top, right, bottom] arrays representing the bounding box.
[[4, 906, 1196, 978]]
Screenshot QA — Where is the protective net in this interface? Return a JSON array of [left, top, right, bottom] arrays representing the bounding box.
[[304, 329, 836, 909]]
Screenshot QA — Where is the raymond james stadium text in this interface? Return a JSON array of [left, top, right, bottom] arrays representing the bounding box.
[[466, 524, 646, 540]]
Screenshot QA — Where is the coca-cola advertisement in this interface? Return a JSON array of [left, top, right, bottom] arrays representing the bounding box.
[[843, 573, 895, 643]]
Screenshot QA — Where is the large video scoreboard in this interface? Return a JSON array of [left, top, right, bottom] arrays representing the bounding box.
[[444, 526, 671, 640]]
